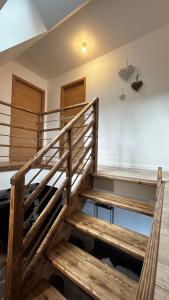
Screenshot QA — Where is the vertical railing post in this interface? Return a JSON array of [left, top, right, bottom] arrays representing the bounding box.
[[93, 98, 99, 172], [156, 167, 162, 198], [5, 177, 25, 300], [37, 113, 42, 152], [66, 128, 73, 205]]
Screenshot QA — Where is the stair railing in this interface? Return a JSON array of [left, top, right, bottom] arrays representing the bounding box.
[[5, 97, 99, 300], [0, 99, 87, 165]]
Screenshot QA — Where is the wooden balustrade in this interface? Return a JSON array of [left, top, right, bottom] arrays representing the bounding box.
[[0, 100, 88, 163], [5, 97, 99, 300]]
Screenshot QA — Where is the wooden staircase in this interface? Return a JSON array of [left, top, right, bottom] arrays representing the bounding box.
[[2, 97, 165, 300]]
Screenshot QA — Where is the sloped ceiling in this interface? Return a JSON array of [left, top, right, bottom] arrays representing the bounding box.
[[34, 0, 89, 30], [0, 0, 89, 66], [16, 0, 169, 79]]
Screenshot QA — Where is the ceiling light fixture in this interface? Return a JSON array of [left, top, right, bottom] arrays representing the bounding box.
[[81, 42, 87, 54]]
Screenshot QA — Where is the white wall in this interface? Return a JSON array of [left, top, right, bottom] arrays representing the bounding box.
[[0, 60, 48, 159], [47, 24, 169, 170]]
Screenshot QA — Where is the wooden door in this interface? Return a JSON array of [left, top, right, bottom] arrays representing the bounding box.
[[61, 78, 86, 127], [10, 75, 45, 162], [60, 78, 86, 158]]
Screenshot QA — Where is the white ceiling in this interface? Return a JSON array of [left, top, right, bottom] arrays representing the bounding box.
[[16, 0, 169, 79], [0, 0, 88, 65]]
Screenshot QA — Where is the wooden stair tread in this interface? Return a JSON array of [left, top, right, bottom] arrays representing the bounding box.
[[47, 240, 138, 300], [26, 280, 66, 300], [93, 172, 157, 186], [79, 189, 154, 216], [66, 212, 148, 260]]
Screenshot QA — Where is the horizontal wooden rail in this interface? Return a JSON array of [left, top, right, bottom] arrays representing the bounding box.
[[0, 112, 38, 124], [0, 144, 37, 149], [0, 122, 37, 132], [0, 133, 37, 140], [0, 100, 38, 115], [11, 98, 98, 184], [40, 101, 88, 116], [40, 127, 60, 132]]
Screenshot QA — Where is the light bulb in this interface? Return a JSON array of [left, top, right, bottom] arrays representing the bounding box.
[[82, 42, 87, 54]]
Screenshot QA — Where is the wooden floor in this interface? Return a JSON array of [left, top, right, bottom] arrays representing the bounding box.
[[79, 189, 154, 216], [98, 166, 169, 183], [48, 240, 138, 300], [66, 211, 148, 260]]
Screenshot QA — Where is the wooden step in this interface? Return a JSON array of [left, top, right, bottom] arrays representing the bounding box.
[[66, 212, 148, 260], [26, 279, 66, 300], [47, 240, 138, 300], [93, 172, 157, 186], [79, 189, 154, 216]]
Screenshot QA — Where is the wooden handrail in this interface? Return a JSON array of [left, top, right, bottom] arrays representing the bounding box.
[[11, 98, 98, 184], [136, 167, 164, 300], [40, 101, 88, 116]]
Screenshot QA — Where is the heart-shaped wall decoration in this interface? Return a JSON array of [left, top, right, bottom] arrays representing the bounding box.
[[119, 65, 135, 81], [119, 88, 125, 100], [131, 74, 143, 92]]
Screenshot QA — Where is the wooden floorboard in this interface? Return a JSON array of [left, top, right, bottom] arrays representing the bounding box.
[[66, 212, 148, 260], [79, 189, 154, 216], [47, 240, 138, 300], [93, 172, 157, 186], [25, 279, 66, 300], [97, 166, 169, 183]]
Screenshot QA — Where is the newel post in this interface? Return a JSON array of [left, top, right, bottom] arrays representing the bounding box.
[[93, 98, 99, 172], [5, 177, 25, 300], [66, 128, 73, 205]]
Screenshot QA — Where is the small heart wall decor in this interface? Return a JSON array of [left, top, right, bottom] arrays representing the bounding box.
[[131, 74, 143, 92], [119, 64, 135, 81], [119, 88, 125, 100]]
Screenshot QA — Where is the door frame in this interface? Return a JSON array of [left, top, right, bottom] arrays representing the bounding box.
[[10, 74, 45, 161]]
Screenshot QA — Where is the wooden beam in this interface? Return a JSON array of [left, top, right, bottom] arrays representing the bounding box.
[[5, 178, 25, 300], [136, 183, 164, 299]]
